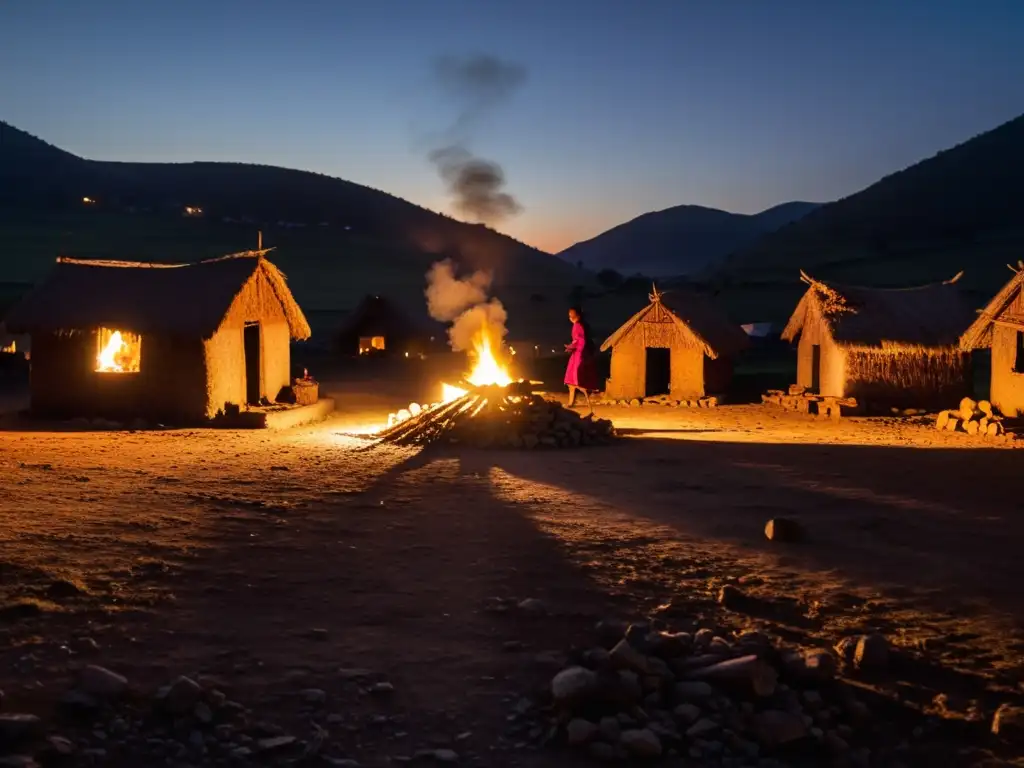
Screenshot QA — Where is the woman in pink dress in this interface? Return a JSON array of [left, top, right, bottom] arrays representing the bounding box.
[[564, 306, 599, 412]]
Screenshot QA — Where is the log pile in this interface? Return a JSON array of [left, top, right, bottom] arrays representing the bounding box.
[[375, 381, 616, 449], [935, 397, 1010, 439], [606, 395, 718, 408], [761, 385, 857, 420]]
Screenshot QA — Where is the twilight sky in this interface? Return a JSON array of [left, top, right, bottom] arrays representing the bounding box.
[[2, 0, 1022, 253]]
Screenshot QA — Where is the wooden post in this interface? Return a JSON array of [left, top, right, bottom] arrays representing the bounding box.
[[258, 230, 263, 250]]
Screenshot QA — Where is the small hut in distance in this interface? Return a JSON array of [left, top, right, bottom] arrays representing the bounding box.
[[600, 286, 749, 400], [781, 270, 973, 410], [960, 261, 1024, 416], [334, 294, 437, 357]]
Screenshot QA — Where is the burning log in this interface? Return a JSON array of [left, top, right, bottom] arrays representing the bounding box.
[[375, 383, 616, 449]]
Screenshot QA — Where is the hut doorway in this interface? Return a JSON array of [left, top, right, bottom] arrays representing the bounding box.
[[645, 348, 671, 397], [244, 323, 261, 405], [810, 344, 821, 392]]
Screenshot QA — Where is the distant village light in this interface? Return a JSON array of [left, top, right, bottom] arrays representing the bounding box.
[[184, 205, 204, 217], [82, 196, 95, 204]]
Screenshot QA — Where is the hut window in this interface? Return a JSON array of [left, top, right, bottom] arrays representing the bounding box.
[[1015, 331, 1024, 374], [96, 328, 141, 373], [358, 336, 385, 355]]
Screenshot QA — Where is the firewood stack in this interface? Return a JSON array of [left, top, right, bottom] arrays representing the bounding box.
[[375, 381, 616, 449], [761, 385, 857, 420], [935, 397, 1009, 438]]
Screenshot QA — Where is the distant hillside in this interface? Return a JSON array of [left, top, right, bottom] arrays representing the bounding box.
[[714, 112, 1024, 296], [0, 121, 582, 289], [557, 201, 821, 277]]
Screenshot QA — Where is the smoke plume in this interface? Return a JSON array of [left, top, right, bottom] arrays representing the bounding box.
[[428, 54, 527, 225], [425, 259, 507, 352]]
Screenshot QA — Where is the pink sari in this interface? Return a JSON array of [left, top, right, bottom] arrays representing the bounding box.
[[564, 321, 599, 390]]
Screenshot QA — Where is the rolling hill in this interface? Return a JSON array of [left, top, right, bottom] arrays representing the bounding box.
[[557, 201, 822, 277], [711, 112, 1024, 321], [0, 121, 592, 341]]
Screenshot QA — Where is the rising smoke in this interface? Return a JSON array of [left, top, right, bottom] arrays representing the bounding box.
[[425, 259, 507, 352], [428, 54, 527, 225]]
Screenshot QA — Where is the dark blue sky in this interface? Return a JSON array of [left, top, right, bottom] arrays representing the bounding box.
[[2, 0, 1022, 252]]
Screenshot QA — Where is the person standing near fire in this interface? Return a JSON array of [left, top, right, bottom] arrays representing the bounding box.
[[564, 306, 599, 413]]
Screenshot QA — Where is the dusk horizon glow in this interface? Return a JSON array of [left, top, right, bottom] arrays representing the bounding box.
[[2, 0, 1022, 253]]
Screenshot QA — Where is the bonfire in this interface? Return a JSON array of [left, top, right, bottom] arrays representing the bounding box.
[[373, 328, 615, 449]]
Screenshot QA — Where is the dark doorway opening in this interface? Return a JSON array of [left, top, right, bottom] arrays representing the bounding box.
[[244, 323, 261, 405], [645, 347, 671, 397], [811, 344, 821, 392]]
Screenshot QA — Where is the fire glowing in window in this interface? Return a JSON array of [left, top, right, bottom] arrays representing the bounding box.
[[358, 336, 385, 355], [96, 328, 141, 373]]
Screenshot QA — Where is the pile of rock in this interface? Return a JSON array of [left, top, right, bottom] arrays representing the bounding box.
[[935, 397, 1011, 439], [604, 395, 719, 408], [0, 665, 358, 767], [761, 386, 856, 420], [541, 619, 999, 765]]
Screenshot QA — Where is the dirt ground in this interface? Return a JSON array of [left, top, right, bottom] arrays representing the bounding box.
[[1, 378, 1023, 766]]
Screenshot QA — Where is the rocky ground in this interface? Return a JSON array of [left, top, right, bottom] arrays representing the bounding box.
[[0, 381, 1022, 766]]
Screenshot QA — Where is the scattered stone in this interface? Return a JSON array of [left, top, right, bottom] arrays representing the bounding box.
[[588, 742, 617, 761], [764, 517, 805, 542], [672, 703, 702, 726], [300, 688, 328, 705], [853, 634, 890, 672], [620, 728, 662, 758], [0, 714, 42, 744], [686, 718, 719, 739], [788, 649, 838, 683], [79, 665, 128, 699], [992, 703, 1024, 742], [754, 710, 809, 748], [674, 681, 714, 702], [160, 676, 202, 715], [717, 584, 749, 610], [257, 735, 297, 752], [58, 690, 99, 714], [431, 748, 459, 763], [694, 628, 715, 648], [194, 702, 214, 724], [517, 598, 548, 615], [687, 654, 778, 697], [551, 667, 597, 705], [609, 639, 650, 673], [46, 579, 86, 599], [598, 715, 621, 742], [337, 668, 374, 680], [43, 735, 75, 756], [369, 681, 395, 695], [566, 718, 598, 746], [0, 757, 39, 768]]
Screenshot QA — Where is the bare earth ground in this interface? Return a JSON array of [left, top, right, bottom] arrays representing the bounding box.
[[1, 378, 1023, 766]]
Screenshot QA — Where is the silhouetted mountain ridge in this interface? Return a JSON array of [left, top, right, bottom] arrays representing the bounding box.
[[0, 120, 574, 284], [715, 112, 1024, 285], [557, 200, 822, 277]]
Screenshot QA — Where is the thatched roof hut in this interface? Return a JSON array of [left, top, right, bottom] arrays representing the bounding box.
[[781, 271, 972, 408], [959, 263, 1024, 416], [600, 286, 748, 400], [334, 294, 438, 356], [5, 250, 311, 422]]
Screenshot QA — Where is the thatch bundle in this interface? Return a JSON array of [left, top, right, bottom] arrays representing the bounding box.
[[375, 382, 616, 449]]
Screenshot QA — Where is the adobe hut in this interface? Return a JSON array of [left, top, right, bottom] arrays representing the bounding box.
[[600, 286, 749, 400], [959, 262, 1024, 416], [4, 250, 311, 423], [781, 271, 972, 410], [334, 294, 436, 357]]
